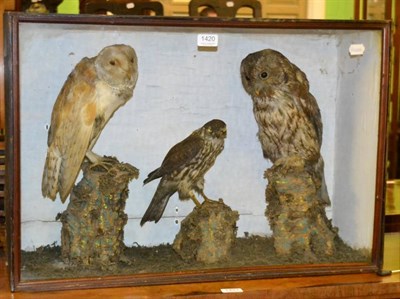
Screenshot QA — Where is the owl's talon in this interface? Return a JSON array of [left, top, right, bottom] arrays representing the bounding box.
[[89, 156, 118, 172], [89, 162, 111, 172], [272, 155, 305, 175]]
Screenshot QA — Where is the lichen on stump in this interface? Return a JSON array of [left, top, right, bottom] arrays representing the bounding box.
[[58, 157, 139, 269], [265, 155, 339, 262], [172, 200, 239, 264]]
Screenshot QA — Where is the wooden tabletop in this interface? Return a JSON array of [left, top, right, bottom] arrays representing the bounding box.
[[1, 255, 399, 298]]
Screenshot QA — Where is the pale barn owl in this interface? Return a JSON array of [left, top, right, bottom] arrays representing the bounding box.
[[42, 44, 138, 203]]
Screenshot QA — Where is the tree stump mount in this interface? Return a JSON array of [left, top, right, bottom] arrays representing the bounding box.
[[265, 155, 339, 262], [173, 199, 239, 264], [59, 158, 139, 269]]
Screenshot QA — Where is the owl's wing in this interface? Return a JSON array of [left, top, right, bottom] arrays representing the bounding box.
[[290, 67, 323, 145], [144, 134, 204, 184], [42, 58, 98, 203], [287, 71, 323, 145], [296, 92, 323, 145]]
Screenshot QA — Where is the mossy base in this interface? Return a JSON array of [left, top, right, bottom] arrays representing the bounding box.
[[59, 157, 139, 269], [173, 199, 239, 264], [265, 155, 338, 261]]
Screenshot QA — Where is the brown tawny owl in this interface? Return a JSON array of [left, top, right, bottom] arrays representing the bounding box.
[[240, 49, 330, 205], [140, 119, 227, 226], [42, 44, 138, 203]]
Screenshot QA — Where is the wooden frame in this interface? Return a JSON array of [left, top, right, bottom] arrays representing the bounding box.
[[4, 12, 390, 292]]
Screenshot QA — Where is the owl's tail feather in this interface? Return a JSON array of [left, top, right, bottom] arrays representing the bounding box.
[[140, 185, 174, 226], [320, 174, 330, 206], [315, 155, 331, 206], [41, 148, 62, 201]]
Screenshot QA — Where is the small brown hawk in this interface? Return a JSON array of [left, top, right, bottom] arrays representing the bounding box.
[[140, 119, 227, 226]]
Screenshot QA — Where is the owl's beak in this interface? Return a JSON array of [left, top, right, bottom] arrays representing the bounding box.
[[219, 129, 227, 139]]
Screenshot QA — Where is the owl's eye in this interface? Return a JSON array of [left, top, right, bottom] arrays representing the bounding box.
[[260, 72, 268, 79], [109, 60, 116, 66], [130, 58, 134, 63]]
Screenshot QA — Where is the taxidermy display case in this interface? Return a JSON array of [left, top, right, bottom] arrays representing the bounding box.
[[4, 12, 390, 292]]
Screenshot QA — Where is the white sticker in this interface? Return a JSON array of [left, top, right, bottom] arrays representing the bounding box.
[[126, 3, 135, 9], [221, 288, 243, 293], [197, 34, 219, 47], [349, 44, 365, 56]]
